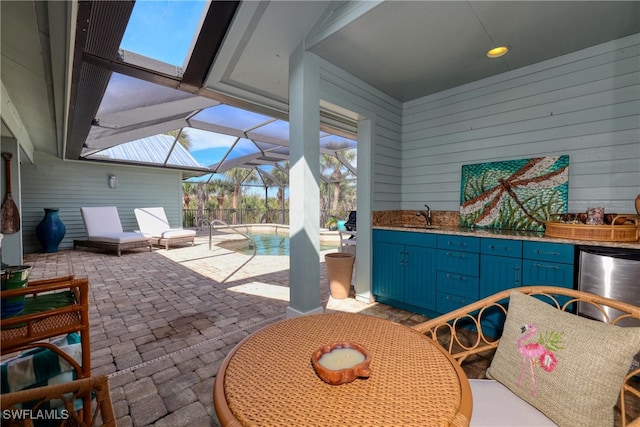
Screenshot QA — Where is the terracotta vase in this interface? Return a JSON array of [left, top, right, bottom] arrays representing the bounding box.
[[325, 252, 355, 299]]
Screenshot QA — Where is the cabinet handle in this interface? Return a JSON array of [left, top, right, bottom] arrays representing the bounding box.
[[535, 250, 560, 256], [446, 273, 465, 281], [446, 252, 466, 259], [489, 245, 494, 249], [535, 263, 559, 270]]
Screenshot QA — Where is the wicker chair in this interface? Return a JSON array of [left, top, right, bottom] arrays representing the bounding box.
[[0, 375, 116, 426], [412, 286, 640, 427]]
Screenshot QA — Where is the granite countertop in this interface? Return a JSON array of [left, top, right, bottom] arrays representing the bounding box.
[[373, 224, 640, 251]]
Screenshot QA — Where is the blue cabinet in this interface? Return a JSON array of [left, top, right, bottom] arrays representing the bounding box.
[[372, 230, 437, 312], [522, 241, 574, 288], [480, 238, 523, 298], [372, 230, 577, 320], [436, 235, 480, 313]]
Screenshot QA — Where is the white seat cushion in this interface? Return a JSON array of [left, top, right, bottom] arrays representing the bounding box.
[[88, 232, 149, 244], [80, 206, 124, 236], [160, 229, 196, 239], [469, 379, 556, 427]]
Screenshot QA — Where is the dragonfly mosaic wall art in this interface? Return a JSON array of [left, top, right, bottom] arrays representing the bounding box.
[[460, 155, 569, 231]]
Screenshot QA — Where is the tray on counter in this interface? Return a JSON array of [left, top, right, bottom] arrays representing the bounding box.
[[544, 214, 639, 242]]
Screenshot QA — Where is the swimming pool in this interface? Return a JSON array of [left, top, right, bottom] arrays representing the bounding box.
[[220, 229, 337, 256]]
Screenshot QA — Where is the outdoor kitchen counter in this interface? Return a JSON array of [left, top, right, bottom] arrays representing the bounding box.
[[373, 224, 640, 250]]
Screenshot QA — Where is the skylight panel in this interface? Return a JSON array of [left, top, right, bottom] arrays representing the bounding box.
[[120, 0, 208, 69], [192, 105, 275, 131]]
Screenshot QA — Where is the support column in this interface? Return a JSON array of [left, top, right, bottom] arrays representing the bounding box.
[[287, 43, 323, 318]]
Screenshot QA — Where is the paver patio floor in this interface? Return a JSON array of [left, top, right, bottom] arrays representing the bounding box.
[[23, 233, 431, 426]]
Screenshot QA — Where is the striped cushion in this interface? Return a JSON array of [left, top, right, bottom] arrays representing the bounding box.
[[1, 333, 82, 394]]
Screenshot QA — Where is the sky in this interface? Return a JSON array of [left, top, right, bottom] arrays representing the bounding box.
[[121, 0, 207, 67], [117, 0, 357, 180]]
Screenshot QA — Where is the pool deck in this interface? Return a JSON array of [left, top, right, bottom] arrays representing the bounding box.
[[21, 230, 443, 426]]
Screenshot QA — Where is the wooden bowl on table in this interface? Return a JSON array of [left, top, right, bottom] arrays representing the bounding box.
[[311, 341, 371, 385]]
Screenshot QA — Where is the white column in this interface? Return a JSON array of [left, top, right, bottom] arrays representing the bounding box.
[[287, 43, 323, 317]]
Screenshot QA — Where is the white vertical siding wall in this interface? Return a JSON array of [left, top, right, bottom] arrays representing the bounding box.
[[402, 34, 640, 214], [319, 59, 403, 211], [20, 152, 183, 253]]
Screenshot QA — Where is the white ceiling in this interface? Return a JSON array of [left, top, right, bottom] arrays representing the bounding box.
[[1, 1, 639, 162], [208, 1, 640, 106]]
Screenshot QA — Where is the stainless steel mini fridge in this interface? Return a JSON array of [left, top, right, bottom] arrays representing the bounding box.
[[578, 246, 640, 371]]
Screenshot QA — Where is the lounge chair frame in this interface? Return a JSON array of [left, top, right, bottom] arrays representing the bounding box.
[[73, 238, 152, 256]]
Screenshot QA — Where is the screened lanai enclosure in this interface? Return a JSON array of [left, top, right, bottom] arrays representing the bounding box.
[[78, 2, 357, 229]]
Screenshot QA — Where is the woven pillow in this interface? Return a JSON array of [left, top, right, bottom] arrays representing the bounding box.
[[486, 291, 640, 427]]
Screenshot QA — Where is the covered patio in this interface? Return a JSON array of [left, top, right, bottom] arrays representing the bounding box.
[[23, 233, 437, 426]]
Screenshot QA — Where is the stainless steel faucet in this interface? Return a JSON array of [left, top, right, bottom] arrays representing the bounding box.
[[416, 204, 431, 226]]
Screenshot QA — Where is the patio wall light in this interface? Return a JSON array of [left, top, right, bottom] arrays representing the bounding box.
[[108, 175, 118, 188]]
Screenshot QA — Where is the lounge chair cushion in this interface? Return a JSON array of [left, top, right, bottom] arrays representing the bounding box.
[[88, 232, 151, 244], [1, 333, 82, 394], [80, 206, 124, 236], [469, 379, 555, 426], [134, 207, 195, 239], [487, 291, 640, 427], [159, 229, 195, 239]]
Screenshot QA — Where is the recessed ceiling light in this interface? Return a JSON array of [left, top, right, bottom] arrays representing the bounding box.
[[487, 46, 509, 58]]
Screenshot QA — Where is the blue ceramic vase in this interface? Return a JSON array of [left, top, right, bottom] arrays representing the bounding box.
[[35, 208, 66, 253]]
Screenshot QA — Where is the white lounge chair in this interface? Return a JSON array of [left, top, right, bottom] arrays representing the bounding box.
[[134, 207, 195, 250], [74, 207, 152, 256]]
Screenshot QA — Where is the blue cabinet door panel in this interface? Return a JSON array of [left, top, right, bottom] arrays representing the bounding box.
[[436, 271, 479, 299], [480, 254, 522, 298], [372, 241, 406, 301], [375, 229, 437, 247], [437, 250, 480, 274], [481, 238, 522, 258], [523, 241, 574, 264], [436, 292, 475, 314], [522, 259, 574, 288], [405, 245, 437, 311], [437, 235, 480, 253]]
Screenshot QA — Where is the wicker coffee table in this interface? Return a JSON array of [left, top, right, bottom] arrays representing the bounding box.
[[213, 312, 472, 427]]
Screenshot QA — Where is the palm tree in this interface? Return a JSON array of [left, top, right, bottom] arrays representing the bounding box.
[[224, 167, 258, 224], [164, 129, 191, 150], [182, 182, 198, 208], [320, 145, 356, 213], [271, 162, 289, 223], [210, 178, 233, 222]]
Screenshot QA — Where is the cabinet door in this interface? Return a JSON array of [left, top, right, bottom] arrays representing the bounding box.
[[522, 259, 574, 288], [405, 245, 437, 311], [372, 241, 406, 301], [480, 254, 522, 298]]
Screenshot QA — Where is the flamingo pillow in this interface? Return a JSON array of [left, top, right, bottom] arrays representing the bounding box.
[[486, 291, 640, 427]]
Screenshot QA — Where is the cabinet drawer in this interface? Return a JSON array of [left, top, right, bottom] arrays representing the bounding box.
[[374, 229, 437, 248], [481, 238, 522, 258], [437, 250, 480, 275], [437, 235, 480, 253], [522, 259, 574, 288], [437, 292, 475, 313], [523, 241, 574, 264], [437, 271, 479, 299]]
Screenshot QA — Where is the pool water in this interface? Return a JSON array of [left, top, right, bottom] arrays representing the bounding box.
[[235, 232, 337, 256]]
